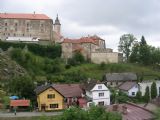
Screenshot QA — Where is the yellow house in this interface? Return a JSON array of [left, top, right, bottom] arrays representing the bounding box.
[[35, 84, 84, 111], [35, 85, 64, 111]]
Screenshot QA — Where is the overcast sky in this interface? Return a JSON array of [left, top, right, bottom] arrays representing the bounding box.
[[1, 0, 160, 50]]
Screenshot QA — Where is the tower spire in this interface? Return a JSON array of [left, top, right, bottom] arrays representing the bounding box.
[[54, 14, 61, 25]]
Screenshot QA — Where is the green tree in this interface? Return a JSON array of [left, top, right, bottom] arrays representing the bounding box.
[[136, 91, 142, 102], [118, 34, 136, 62], [151, 82, 157, 99], [144, 86, 150, 103], [139, 36, 151, 65], [129, 43, 140, 63], [8, 76, 35, 100]]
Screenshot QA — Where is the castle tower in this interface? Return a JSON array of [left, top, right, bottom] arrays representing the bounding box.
[[54, 14, 61, 35]]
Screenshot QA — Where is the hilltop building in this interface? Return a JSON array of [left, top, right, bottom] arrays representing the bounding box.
[[0, 12, 62, 44], [61, 35, 123, 64]]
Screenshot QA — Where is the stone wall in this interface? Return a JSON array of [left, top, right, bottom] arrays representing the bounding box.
[[91, 52, 123, 64]]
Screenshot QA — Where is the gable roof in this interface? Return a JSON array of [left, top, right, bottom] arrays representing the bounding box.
[[118, 82, 137, 91], [104, 73, 137, 81], [0, 13, 51, 20], [35, 84, 83, 98], [10, 100, 30, 107]]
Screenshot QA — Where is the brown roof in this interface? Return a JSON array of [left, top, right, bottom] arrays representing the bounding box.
[[108, 103, 154, 120], [118, 82, 137, 91], [53, 84, 83, 97], [35, 84, 83, 98], [0, 13, 51, 20]]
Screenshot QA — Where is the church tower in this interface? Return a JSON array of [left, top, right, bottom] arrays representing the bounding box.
[[54, 14, 61, 35]]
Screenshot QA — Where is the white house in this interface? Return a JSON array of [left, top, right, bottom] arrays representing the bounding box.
[[118, 81, 139, 97], [138, 80, 160, 96], [85, 82, 110, 106]]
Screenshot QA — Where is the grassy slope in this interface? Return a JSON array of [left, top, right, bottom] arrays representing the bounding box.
[[65, 63, 160, 80]]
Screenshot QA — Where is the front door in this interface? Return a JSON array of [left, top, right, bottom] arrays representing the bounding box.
[[41, 104, 46, 111]]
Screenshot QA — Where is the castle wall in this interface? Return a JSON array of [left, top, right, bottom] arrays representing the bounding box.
[[0, 18, 53, 42], [91, 52, 123, 64]]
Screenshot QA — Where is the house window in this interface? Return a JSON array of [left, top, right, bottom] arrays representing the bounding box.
[[132, 92, 135, 96], [50, 104, 58, 108], [116, 82, 118, 85], [98, 101, 104, 106], [99, 93, 104, 97], [47, 94, 55, 99], [98, 85, 102, 89]]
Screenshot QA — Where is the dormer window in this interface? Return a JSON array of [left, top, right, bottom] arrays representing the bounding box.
[[98, 85, 102, 89]]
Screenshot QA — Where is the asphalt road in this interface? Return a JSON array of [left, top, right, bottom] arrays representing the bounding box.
[[0, 111, 62, 118]]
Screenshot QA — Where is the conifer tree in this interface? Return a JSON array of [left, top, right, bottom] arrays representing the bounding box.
[[144, 86, 150, 103], [151, 82, 157, 99]]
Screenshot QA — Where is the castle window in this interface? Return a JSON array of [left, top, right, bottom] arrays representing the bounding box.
[[15, 23, 18, 26], [15, 28, 17, 31], [41, 29, 44, 33], [3, 33, 5, 36], [41, 24, 43, 27], [22, 34, 25, 36], [5, 23, 7, 26], [26, 28, 29, 32], [8, 33, 10, 36], [14, 33, 16, 36], [5, 28, 7, 31], [27, 23, 29, 27]]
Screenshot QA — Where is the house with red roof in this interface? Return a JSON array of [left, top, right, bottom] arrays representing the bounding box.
[[10, 99, 30, 111]]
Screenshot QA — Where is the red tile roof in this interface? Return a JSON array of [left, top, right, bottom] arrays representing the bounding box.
[[10, 100, 30, 107], [62, 37, 99, 45], [108, 103, 154, 120], [0, 13, 51, 20]]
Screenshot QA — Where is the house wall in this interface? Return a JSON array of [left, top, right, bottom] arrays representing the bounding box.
[[37, 87, 64, 111], [88, 84, 110, 106], [128, 85, 139, 97], [91, 52, 123, 64], [0, 18, 53, 42], [139, 81, 160, 96]]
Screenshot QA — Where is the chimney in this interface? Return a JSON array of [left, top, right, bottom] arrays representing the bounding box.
[[33, 11, 36, 16], [122, 104, 127, 114], [112, 104, 118, 111]]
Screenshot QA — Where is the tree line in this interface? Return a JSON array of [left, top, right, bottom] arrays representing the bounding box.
[[0, 41, 61, 59], [118, 34, 160, 65]]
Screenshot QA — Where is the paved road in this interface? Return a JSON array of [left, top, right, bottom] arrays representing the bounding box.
[[0, 111, 62, 118]]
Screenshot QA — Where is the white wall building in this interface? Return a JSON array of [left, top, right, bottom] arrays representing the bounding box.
[[85, 83, 110, 106], [139, 80, 160, 96], [118, 82, 139, 97]]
